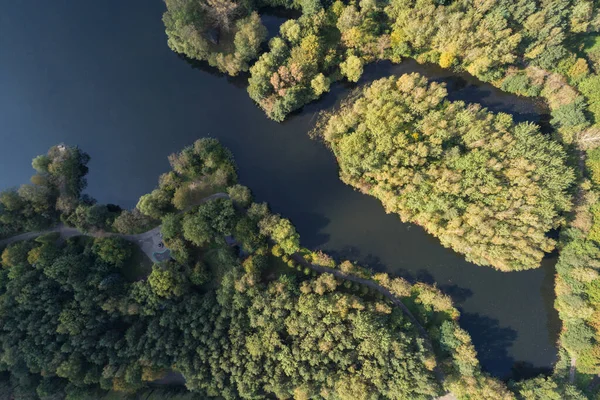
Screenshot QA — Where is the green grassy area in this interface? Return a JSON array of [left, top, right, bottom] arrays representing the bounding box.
[[122, 244, 153, 281]]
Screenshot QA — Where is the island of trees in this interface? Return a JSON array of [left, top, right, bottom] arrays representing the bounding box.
[[0, 142, 589, 399], [313, 73, 574, 272]]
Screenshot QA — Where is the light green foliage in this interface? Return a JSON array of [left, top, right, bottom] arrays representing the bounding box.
[[257, 213, 300, 254], [248, 10, 340, 121], [340, 54, 363, 82], [578, 74, 600, 125], [316, 74, 574, 271], [554, 227, 600, 374], [168, 138, 237, 185], [182, 198, 236, 246], [163, 0, 266, 76], [148, 262, 189, 298], [587, 147, 600, 185], [589, 203, 600, 243], [1, 241, 35, 268], [138, 138, 236, 220], [92, 237, 132, 267], [226, 184, 253, 208], [511, 376, 586, 400], [311, 73, 330, 96], [137, 189, 173, 220], [246, 202, 300, 254], [241, 254, 268, 274]]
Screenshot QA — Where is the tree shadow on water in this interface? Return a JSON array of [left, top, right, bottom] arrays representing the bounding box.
[[438, 283, 473, 304], [176, 53, 250, 88], [509, 361, 553, 381], [293, 211, 330, 249], [459, 312, 518, 379]]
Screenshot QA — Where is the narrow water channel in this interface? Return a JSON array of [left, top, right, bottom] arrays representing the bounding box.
[[0, 0, 558, 379]]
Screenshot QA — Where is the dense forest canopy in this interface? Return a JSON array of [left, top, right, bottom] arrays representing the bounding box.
[[314, 73, 574, 271], [1, 142, 589, 399], [0, 142, 450, 399]]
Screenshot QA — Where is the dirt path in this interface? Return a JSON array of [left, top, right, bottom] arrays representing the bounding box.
[[0, 192, 230, 261], [570, 357, 576, 383]]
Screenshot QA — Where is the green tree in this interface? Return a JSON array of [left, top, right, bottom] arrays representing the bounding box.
[[315, 73, 574, 271], [92, 237, 132, 266], [182, 199, 236, 246], [148, 262, 189, 298], [340, 55, 363, 82], [227, 184, 253, 208]]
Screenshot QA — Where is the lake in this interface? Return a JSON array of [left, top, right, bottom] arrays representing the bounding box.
[[0, 0, 558, 379]]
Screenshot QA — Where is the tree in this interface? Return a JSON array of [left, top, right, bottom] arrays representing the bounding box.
[[148, 262, 189, 298], [182, 198, 236, 246], [113, 209, 156, 234], [511, 376, 586, 400], [137, 189, 172, 220], [92, 237, 132, 266], [340, 55, 363, 82], [227, 184, 253, 208], [258, 214, 300, 254], [161, 213, 183, 241]]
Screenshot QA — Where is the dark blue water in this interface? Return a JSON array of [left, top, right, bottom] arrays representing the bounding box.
[[0, 0, 558, 379]]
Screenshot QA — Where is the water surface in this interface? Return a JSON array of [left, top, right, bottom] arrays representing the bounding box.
[[0, 0, 558, 379]]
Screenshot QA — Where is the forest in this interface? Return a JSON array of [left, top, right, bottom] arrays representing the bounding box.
[[313, 73, 574, 272], [161, 0, 600, 395], [0, 142, 590, 399], [2, 0, 600, 397]]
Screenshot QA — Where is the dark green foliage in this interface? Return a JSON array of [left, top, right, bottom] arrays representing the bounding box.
[[500, 73, 542, 97], [234, 216, 267, 253], [182, 198, 236, 246], [65, 203, 118, 232], [148, 261, 190, 298]]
